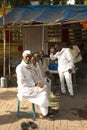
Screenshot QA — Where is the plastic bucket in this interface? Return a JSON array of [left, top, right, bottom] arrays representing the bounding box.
[[0, 77, 7, 88]]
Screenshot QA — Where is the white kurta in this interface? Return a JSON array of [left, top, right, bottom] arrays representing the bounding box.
[[16, 60, 50, 108]]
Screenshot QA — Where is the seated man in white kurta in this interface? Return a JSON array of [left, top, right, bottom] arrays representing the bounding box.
[[16, 50, 55, 119]]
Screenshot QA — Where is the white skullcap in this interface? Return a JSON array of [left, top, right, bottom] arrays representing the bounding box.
[[22, 50, 31, 57]]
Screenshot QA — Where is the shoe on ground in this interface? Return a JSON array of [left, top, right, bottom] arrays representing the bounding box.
[[45, 113, 55, 120], [28, 121, 38, 129], [48, 106, 59, 115], [21, 122, 29, 130], [40, 113, 55, 120], [51, 109, 59, 114], [70, 94, 74, 97]]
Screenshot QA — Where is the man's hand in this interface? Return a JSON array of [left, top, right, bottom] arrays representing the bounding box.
[[35, 83, 44, 88]]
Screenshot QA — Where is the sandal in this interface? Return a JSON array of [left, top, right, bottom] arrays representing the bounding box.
[[21, 122, 29, 130], [28, 121, 38, 129]]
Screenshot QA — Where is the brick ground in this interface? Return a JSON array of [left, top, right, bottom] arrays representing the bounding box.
[[0, 64, 87, 130]]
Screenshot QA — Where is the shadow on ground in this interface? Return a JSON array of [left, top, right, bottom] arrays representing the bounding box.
[[0, 111, 37, 125], [0, 90, 17, 100]]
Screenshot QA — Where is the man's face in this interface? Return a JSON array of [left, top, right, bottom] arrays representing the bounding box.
[[30, 56, 36, 66], [50, 47, 55, 53], [23, 54, 31, 64]]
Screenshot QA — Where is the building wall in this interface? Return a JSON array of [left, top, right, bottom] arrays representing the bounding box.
[[22, 26, 48, 54]]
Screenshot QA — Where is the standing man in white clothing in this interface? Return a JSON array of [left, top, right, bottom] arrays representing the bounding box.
[[50, 45, 74, 96]]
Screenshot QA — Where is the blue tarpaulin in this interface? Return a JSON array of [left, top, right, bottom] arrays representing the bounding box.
[[0, 5, 87, 26]]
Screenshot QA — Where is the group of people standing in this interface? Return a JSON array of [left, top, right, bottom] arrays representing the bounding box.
[[50, 42, 85, 96], [16, 42, 85, 120]]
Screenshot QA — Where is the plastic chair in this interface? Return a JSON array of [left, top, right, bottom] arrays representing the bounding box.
[[17, 99, 36, 118]]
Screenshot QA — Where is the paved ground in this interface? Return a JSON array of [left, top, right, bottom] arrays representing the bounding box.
[[0, 63, 87, 130]]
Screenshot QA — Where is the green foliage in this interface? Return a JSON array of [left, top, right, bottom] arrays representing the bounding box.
[[0, 0, 61, 7], [40, 0, 60, 5], [40, 0, 50, 5], [6, 0, 30, 7], [1, 0, 85, 8], [0, 0, 31, 8]]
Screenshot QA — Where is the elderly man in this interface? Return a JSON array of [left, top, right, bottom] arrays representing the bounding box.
[[50, 44, 74, 96], [16, 50, 55, 119]]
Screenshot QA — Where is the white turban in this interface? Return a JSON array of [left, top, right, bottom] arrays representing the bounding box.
[[22, 50, 31, 57]]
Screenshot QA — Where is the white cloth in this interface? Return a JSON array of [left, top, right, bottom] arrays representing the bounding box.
[[16, 60, 50, 116], [31, 62, 51, 94], [50, 48, 74, 95]]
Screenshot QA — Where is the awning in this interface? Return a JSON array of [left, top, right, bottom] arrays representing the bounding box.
[[0, 5, 87, 26]]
